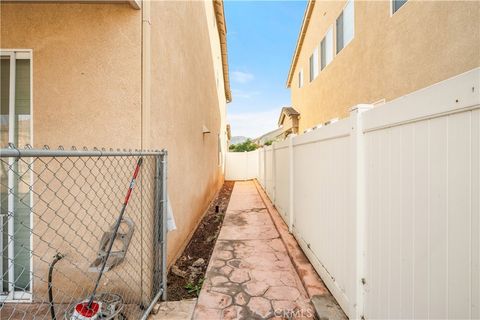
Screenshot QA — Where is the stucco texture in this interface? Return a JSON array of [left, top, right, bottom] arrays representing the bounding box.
[[1, 0, 227, 303], [290, 0, 480, 132], [1, 3, 144, 303], [0, 3, 143, 148], [147, 0, 225, 266]]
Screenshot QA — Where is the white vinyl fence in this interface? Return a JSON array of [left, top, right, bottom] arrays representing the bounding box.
[[225, 149, 259, 181], [225, 68, 480, 319]]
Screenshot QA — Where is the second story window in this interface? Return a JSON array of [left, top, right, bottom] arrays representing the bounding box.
[[392, 0, 407, 14], [320, 27, 333, 70], [309, 48, 318, 82], [298, 69, 304, 88], [336, 0, 354, 54]]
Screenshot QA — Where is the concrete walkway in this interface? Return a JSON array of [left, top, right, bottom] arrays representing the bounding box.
[[193, 181, 315, 319]]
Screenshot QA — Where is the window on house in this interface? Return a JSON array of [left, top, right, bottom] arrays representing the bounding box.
[[309, 48, 318, 82], [392, 0, 407, 13], [1, 50, 32, 300], [336, 0, 354, 53], [320, 27, 333, 70], [309, 55, 314, 82], [298, 69, 303, 88]]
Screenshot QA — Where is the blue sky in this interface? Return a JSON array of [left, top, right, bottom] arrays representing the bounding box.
[[224, 0, 307, 138]]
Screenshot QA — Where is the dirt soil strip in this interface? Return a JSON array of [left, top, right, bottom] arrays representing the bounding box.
[[167, 181, 235, 301]]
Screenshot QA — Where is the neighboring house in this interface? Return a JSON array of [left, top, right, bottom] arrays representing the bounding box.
[[254, 107, 300, 145], [277, 107, 300, 138], [1, 0, 230, 301], [255, 127, 284, 146], [287, 0, 480, 132]]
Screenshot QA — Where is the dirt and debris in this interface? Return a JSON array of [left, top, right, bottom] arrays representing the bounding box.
[[167, 181, 235, 301]]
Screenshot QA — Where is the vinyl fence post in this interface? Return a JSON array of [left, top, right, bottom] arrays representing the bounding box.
[[244, 151, 248, 181], [288, 134, 295, 232], [350, 104, 372, 319], [272, 143, 276, 204], [263, 147, 267, 190], [257, 148, 260, 180]]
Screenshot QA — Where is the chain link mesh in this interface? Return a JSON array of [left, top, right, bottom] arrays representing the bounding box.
[[0, 146, 166, 320]]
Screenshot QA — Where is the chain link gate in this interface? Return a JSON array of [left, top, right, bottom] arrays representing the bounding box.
[[0, 146, 168, 320]]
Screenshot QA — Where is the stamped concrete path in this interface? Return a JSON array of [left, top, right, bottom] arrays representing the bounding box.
[[193, 181, 315, 320]]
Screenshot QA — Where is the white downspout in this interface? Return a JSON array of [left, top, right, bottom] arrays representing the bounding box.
[[141, 0, 151, 150]]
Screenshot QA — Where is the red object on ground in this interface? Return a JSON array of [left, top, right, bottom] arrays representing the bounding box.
[[75, 302, 100, 317]]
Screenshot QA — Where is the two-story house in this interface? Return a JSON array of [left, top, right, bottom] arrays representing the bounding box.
[[1, 0, 231, 305], [287, 0, 480, 132]]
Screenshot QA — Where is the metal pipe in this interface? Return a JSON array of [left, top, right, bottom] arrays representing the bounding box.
[[152, 155, 162, 295], [140, 151, 168, 320], [0, 148, 164, 158], [48, 253, 64, 320], [7, 54, 16, 299], [162, 150, 168, 301], [161, 150, 168, 301], [140, 287, 164, 320]]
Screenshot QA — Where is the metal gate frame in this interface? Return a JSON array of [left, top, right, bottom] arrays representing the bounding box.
[[0, 146, 168, 319]]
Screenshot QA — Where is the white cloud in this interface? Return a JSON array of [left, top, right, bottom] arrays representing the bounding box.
[[231, 71, 254, 84], [227, 109, 280, 138], [232, 89, 260, 99]]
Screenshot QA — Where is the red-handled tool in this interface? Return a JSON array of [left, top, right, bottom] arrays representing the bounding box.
[[83, 157, 143, 312]]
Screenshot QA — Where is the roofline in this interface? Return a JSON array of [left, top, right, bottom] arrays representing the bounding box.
[[213, 0, 232, 103], [278, 113, 286, 127], [7, 0, 231, 101], [1, 0, 141, 8], [277, 107, 300, 126], [128, 0, 140, 9], [286, 0, 315, 88]]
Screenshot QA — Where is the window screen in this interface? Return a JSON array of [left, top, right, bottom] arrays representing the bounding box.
[[309, 54, 315, 82], [321, 27, 333, 70], [337, 0, 354, 53]]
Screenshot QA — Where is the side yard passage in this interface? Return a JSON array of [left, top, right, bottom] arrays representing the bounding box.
[[193, 181, 324, 319]]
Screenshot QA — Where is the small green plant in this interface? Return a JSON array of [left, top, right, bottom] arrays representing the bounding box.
[[264, 140, 273, 146], [185, 278, 204, 296]]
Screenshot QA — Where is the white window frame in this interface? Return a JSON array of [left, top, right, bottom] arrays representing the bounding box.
[[298, 69, 304, 88], [309, 47, 319, 82], [0, 49, 33, 302], [320, 26, 334, 70], [336, 0, 355, 54]]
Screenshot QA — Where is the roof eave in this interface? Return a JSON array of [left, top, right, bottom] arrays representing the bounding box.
[[278, 113, 286, 127], [128, 0, 140, 9], [277, 107, 300, 126], [213, 0, 232, 103], [3, 0, 141, 8], [286, 0, 315, 88]]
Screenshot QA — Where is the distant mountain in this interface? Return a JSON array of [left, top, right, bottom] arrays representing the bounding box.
[[230, 136, 249, 145]]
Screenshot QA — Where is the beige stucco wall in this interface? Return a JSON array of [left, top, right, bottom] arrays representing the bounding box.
[[147, 0, 226, 265], [290, 0, 480, 132], [1, 0, 228, 304], [1, 3, 144, 304], [0, 3, 142, 148], [204, 0, 229, 175]]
